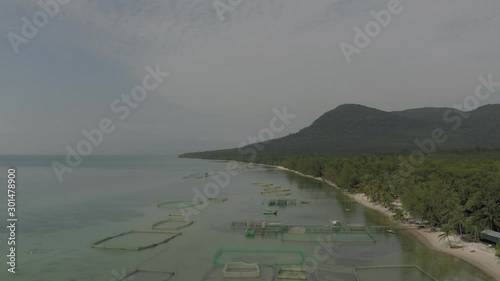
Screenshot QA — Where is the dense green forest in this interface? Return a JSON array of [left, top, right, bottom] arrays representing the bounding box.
[[181, 150, 500, 240]]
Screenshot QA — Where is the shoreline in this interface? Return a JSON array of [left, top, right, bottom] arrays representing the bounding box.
[[270, 165, 500, 280]]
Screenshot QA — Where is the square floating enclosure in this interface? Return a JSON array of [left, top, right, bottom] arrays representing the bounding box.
[[119, 270, 175, 281], [223, 262, 260, 278], [354, 265, 439, 281], [200, 266, 275, 281], [277, 265, 307, 280], [281, 226, 376, 243], [213, 247, 305, 267]]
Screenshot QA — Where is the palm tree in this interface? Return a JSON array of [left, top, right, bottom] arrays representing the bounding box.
[[481, 198, 500, 231], [448, 207, 466, 236], [438, 224, 455, 248], [465, 218, 482, 242]]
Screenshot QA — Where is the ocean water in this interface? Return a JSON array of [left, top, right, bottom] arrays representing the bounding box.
[[0, 155, 493, 281]]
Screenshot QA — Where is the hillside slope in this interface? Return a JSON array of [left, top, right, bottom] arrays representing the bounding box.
[[180, 104, 500, 159]]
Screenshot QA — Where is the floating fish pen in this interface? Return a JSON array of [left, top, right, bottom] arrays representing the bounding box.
[[200, 265, 276, 281], [256, 184, 292, 197], [231, 221, 345, 233], [228, 165, 257, 173], [91, 230, 182, 251], [231, 221, 286, 236], [277, 265, 307, 280], [231, 220, 283, 229], [286, 225, 343, 234], [167, 214, 185, 220], [207, 197, 228, 202], [261, 192, 292, 197], [223, 262, 260, 278], [118, 270, 175, 281], [252, 183, 277, 188], [263, 186, 289, 191], [157, 200, 204, 209], [262, 189, 291, 193], [268, 198, 354, 207], [354, 265, 439, 281], [268, 199, 299, 206], [230, 221, 376, 242], [282, 225, 376, 243], [312, 266, 356, 280], [261, 191, 292, 197], [281, 232, 375, 243], [213, 247, 306, 267], [152, 217, 194, 230]]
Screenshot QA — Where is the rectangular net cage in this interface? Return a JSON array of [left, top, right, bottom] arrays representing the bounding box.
[[212, 247, 306, 267], [118, 269, 175, 281], [281, 226, 376, 243], [354, 265, 440, 281], [199, 265, 276, 281]]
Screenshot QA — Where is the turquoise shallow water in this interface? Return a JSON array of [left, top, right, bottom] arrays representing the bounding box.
[[0, 155, 494, 281]]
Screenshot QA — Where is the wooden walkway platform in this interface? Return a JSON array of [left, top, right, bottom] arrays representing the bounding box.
[[231, 221, 417, 236], [267, 198, 355, 207]]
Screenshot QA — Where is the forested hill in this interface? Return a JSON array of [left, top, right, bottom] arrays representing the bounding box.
[[179, 103, 500, 159]]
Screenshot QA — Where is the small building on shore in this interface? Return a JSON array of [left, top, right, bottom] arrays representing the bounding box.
[[480, 230, 500, 244]]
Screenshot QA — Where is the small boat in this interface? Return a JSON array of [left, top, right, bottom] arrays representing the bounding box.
[[330, 219, 341, 227], [386, 229, 397, 234], [263, 209, 278, 215], [245, 230, 255, 237]]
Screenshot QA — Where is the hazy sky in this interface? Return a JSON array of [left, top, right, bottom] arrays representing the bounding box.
[[1, 0, 500, 155]]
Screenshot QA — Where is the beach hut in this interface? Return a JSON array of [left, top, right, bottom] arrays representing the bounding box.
[[480, 230, 500, 244]]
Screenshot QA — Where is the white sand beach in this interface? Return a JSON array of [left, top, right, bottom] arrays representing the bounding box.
[[274, 165, 500, 280]]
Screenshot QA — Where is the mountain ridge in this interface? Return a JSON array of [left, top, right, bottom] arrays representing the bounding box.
[[179, 103, 500, 159]]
